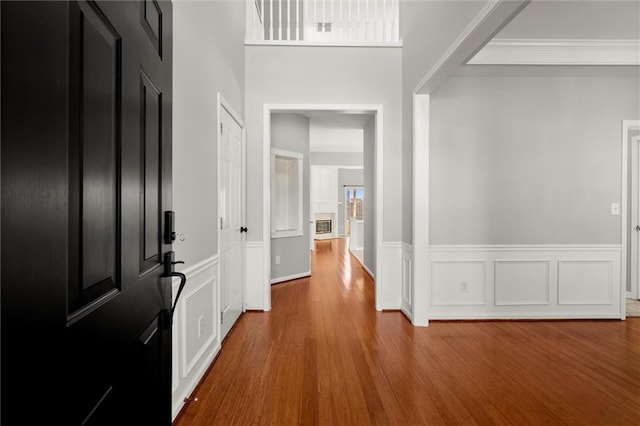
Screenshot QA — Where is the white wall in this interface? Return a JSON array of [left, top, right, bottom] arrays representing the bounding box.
[[173, 0, 245, 266], [172, 0, 245, 419], [363, 116, 376, 276], [400, 0, 488, 245], [310, 152, 363, 166], [245, 45, 402, 243], [270, 113, 311, 281], [430, 71, 639, 245]]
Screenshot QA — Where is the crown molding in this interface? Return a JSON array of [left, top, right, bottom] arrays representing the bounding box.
[[468, 38, 640, 65]]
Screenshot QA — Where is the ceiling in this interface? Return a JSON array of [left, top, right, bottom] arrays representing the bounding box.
[[496, 0, 640, 40]]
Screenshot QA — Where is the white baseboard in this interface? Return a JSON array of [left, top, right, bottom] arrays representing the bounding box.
[[428, 245, 622, 320], [270, 271, 311, 284]]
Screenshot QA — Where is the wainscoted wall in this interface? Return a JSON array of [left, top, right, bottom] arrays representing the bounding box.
[[245, 241, 267, 310], [172, 256, 220, 420], [401, 243, 413, 321], [377, 242, 403, 310], [428, 245, 622, 319]]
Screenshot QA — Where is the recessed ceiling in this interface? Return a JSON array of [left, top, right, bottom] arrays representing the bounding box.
[[496, 0, 640, 40]]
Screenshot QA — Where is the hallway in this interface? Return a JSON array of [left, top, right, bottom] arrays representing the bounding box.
[[174, 238, 640, 425]]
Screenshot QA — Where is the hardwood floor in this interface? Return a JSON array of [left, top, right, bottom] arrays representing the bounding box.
[[174, 238, 640, 425]]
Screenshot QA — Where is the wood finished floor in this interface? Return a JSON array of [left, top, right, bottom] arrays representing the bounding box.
[[174, 238, 640, 425]]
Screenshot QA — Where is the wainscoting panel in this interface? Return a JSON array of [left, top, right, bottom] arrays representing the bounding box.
[[428, 245, 621, 319], [558, 260, 612, 305], [378, 242, 403, 310], [431, 261, 486, 306], [401, 243, 413, 321], [172, 256, 220, 420], [245, 241, 265, 310], [494, 260, 549, 306]]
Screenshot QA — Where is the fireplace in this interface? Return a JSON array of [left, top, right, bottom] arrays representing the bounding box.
[[316, 219, 332, 234]]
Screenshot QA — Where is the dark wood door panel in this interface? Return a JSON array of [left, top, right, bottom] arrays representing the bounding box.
[[68, 0, 121, 318], [2, 1, 173, 423]]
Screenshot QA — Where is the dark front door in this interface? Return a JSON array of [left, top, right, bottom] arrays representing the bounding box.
[[2, 1, 173, 423]]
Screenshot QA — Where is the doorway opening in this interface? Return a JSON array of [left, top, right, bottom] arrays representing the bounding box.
[[623, 120, 640, 319], [263, 104, 383, 311], [344, 185, 365, 265]]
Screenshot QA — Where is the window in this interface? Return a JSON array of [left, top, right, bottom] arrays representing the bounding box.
[[271, 148, 303, 238]]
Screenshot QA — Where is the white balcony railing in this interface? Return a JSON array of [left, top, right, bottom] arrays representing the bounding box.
[[246, 0, 400, 45]]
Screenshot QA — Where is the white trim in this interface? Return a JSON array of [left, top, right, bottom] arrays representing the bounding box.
[[382, 241, 402, 249], [622, 121, 640, 320], [176, 254, 220, 279], [270, 148, 304, 239], [263, 103, 384, 311], [428, 246, 621, 319], [401, 243, 413, 321], [414, 0, 530, 94], [468, 39, 640, 66], [430, 244, 622, 252], [246, 40, 402, 48], [412, 94, 430, 327], [632, 136, 640, 301], [244, 241, 266, 310], [217, 92, 247, 317], [270, 271, 311, 284], [171, 255, 220, 421]]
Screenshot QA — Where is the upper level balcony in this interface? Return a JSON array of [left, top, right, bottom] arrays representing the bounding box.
[[246, 0, 401, 46]]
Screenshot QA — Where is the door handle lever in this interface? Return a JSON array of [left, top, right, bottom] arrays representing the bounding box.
[[240, 226, 248, 233], [163, 251, 187, 323]]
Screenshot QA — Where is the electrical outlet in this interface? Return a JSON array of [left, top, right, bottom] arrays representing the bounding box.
[[275, 256, 280, 265], [460, 281, 469, 293], [611, 202, 620, 216]]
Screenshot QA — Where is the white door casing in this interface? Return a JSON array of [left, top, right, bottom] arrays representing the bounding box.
[[629, 135, 640, 301], [218, 94, 245, 341]]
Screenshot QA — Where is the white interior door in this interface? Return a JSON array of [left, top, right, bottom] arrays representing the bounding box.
[[219, 105, 244, 341], [631, 136, 640, 300]]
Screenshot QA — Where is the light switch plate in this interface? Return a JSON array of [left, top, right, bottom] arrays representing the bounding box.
[[611, 203, 620, 215]]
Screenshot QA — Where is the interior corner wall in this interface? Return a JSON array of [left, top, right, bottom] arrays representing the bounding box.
[[400, 0, 488, 245], [245, 45, 402, 245], [337, 168, 364, 236], [363, 117, 376, 275], [173, 0, 245, 267], [429, 71, 640, 245], [270, 113, 311, 280]]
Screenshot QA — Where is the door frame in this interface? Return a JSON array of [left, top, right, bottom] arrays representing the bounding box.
[[621, 120, 640, 319], [263, 104, 383, 311], [217, 93, 247, 318]]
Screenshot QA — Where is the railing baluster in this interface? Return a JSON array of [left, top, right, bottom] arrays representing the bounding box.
[[270, 0, 273, 39], [365, 0, 368, 42], [322, 0, 327, 38], [279, 0, 282, 40], [348, 0, 352, 41], [357, 0, 360, 41], [296, 0, 302, 40], [287, 0, 291, 40], [339, 0, 343, 41], [394, 0, 399, 42], [382, 0, 387, 42], [329, 0, 336, 40]]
